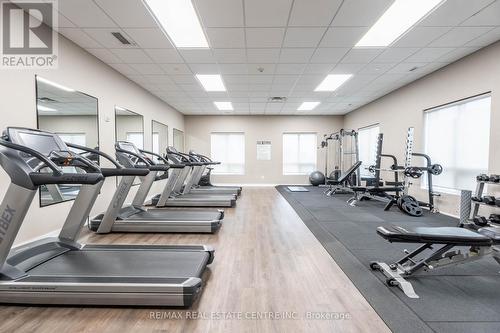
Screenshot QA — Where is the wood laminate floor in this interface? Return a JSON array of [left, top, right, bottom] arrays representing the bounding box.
[[0, 187, 390, 333]]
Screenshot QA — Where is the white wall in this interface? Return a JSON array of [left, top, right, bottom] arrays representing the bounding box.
[[184, 115, 343, 185], [344, 41, 500, 216], [0, 34, 184, 244]]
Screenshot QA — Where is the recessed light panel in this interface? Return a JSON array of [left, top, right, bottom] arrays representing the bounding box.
[[297, 102, 321, 111], [315, 74, 352, 92], [214, 101, 233, 110], [196, 74, 227, 92]]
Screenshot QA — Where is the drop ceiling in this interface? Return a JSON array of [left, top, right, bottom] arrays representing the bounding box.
[[51, 0, 500, 115]]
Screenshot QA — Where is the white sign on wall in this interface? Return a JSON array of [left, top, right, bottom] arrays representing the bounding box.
[[256, 140, 271, 160]]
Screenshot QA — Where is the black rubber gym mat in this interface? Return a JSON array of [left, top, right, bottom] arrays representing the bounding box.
[[276, 185, 500, 333]]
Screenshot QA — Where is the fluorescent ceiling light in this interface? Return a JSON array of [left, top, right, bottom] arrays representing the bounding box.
[[196, 74, 226, 92], [356, 0, 444, 47], [37, 77, 75, 92], [143, 0, 209, 48], [37, 105, 56, 112], [115, 106, 127, 111], [315, 74, 352, 92], [298, 102, 320, 111], [214, 101, 233, 110]]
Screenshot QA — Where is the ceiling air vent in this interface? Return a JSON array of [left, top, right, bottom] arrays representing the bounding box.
[[268, 96, 287, 103], [111, 32, 132, 45]]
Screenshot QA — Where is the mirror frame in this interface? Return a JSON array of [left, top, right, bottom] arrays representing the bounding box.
[[35, 75, 100, 208]]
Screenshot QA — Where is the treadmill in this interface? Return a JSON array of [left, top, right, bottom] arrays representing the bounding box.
[[150, 147, 236, 208], [181, 150, 241, 196], [0, 127, 214, 307], [89, 141, 223, 234]]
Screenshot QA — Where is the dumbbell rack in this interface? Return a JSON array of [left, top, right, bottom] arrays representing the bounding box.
[[470, 178, 500, 223]]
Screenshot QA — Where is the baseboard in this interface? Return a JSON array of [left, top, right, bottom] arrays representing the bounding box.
[[214, 183, 303, 187], [14, 228, 61, 247]]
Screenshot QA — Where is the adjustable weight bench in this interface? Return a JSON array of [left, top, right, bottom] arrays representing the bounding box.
[[324, 161, 362, 196], [370, 225, 500, 298]]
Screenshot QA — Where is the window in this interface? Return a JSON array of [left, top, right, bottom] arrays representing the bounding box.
[[152, 132, 160, 154], [424, 94, 491, 192], [126, 132, 144, 150], [210, 132, 245, 175], [283, 133, 317, 175], [358, 125, 380, 178], [57, 133, 86, 146]]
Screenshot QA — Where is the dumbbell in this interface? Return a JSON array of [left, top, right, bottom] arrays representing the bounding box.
[[471, 196, 482, 202], [473, 216, 489, 227], [483, 196, 496, 205], [490, 214, 500, 224], [489, 174, 500, 183], [477, 174, 490, 182]]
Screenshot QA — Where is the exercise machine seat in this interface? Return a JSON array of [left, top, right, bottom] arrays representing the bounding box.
[[377, 226, 493, 246], [326, 161, 362, 185], [478, 227, 500, 243]]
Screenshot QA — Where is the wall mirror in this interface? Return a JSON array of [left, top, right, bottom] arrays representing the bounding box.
[[152, 120, 168, 157], [115, 107, 144, 185], [36, 76, 99, 207], [173, 128, 184, 152]]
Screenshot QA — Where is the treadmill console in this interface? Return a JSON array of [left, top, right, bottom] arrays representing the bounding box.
[[7, 127, 68, 156], [117, 141, 141, 155]]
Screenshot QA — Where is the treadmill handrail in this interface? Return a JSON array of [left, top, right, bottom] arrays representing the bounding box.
[[67, 143, 122, 169], [0, 136, 62, 176], [115, 147, 153, 166], [138, 148, 170, 165]]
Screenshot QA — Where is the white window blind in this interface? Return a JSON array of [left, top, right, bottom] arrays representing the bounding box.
[[57, 133, 86, 146], [283, 133, 317, 175], [126, 132, 144, 150], [358, 125, 380, 178], [152, 132, 160, 154], [424, 94, 491, 192], [210, 132, 245, 175]]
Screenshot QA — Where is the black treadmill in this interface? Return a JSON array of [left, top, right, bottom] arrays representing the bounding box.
[[0, 127, 214, 307]]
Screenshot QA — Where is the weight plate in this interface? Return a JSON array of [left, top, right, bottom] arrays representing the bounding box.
[[399, 200, 423, 217]]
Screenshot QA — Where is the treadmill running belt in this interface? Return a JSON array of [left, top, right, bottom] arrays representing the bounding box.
[[133, 210, 221, 221], [28, 250, 209, 278]]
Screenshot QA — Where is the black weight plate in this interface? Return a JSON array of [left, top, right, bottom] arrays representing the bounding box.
[[399, 200, 423, 217]]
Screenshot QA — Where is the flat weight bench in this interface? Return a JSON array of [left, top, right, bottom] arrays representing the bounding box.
[[324, 161, 362, 196], [347, 185, 402, 208], [370, 225, 500, 298]]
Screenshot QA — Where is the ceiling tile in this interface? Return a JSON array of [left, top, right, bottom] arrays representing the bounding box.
[[110, 48, 153, 63], [303, 63, 335, 74], [246, 28, 285, 48], [57, 13, 76, 28], [340, 48, 383, 63], [160, 63, 192, 74], [123, 28, 173, 49], [179, 49, 216, 63], [331, 63, 366, 74], [86, 48, 123, 63], [187, 63, 220, 74], [144, 75, 175, 84], [275, 64, 306, 74], [58, 28, 102, 48], [59, 0, 117, 28], [213, 49, 247, 63], [246, 49, 281, 63], [194, 0, 244, 27], [144, 49, 184, 63], [128, 63, 165, 75], [420, 0, 495, 26], [95, 0, 157, 28], [331, 0, 393, 26], [244, 0, 293, 27], [388, 62, 428, 74], [405, 48, 455, 62], [320, 27, 367, 47], [435, 47, 481, 63], [392, 27, 452, 48], [283, 27, 327, 47], [429, 27, 494, 47], [108, 63, 139, 75], [461, 0, 500, 26], [83, 28, 137, 48], [206, 28, 245, 48], [279, 48, 315, 63], [374, 47, 419, 63], [358, 63, 396, 75], [247, 64, 276, 74], [310, 48, 350, 63], [288, 0, 342, 26], [466, 27, 500, 47], [219, 64, 249, 74]]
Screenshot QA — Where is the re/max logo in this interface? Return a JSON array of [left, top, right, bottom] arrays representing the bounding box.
[[0, 205, 15, 244]]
